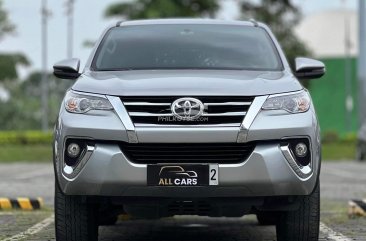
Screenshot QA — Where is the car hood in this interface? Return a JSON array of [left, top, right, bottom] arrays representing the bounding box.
[[72, 70, 302, 96]]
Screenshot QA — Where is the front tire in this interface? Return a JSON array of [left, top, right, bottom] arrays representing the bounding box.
[[356, 142, 366, 161], [276, 182, 320, 241], [55, 182, 98, 241]]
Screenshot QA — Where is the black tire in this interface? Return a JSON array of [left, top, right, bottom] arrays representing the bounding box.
[[256, 212, 278, 225], [356, 143, 365, 162], [99, 215, 118, 226], [276, 182, 320, 241], [55, 182, 98, 241]]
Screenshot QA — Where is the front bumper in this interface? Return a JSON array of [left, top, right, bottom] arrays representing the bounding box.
[[56, 141, 319, 197], [54, 95, 321, 197]]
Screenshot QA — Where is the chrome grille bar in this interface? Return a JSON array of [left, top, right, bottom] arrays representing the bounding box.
[[134, 123, 241, 127], [129, 112, 173, 117], [123, 102, 171, 106], [129, 111, 247, 117], [203, 112, 247, 116], [205, 102, 252, 106]]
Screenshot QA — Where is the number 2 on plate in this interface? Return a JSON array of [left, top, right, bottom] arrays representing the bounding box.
[[209, 164, 219, 185]]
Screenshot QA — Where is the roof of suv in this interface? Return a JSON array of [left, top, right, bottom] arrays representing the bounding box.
[[118, 18, 260, 27]]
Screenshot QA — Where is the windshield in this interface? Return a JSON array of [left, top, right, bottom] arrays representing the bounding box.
[[92, 24, 283, 71]]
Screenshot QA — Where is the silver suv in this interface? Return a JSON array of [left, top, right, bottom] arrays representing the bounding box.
[[53, 19, 325, 241]]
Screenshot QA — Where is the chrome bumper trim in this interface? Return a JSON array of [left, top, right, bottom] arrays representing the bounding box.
[[237, 95, 268, 143], [62, 144, 95, 180], [107, 96, 139, 143], [280, 144, 312, 180]]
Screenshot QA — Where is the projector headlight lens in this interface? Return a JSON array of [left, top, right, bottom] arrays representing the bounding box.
[[64, 91, 113, 114], [262, 90, 311, 113]]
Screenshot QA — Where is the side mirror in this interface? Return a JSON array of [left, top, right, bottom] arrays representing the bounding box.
[[294, 57, 325, 79], [53, 58, 81, 80]]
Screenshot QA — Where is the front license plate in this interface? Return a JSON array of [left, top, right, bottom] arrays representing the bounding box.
[[147, 164, 219, 186]]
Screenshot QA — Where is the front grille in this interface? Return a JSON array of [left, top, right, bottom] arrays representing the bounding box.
[[121, 96, 254, 126], [120, 142, 256, 164]]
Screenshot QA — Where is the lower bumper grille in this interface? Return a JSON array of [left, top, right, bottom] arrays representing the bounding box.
[[119, 142, 256, 164]]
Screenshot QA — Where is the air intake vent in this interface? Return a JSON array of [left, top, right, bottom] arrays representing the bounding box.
[[120, 142, 256, 164], [120, 96, 254, 126]]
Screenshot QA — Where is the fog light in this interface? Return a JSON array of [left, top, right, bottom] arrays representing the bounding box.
[[295, 142, 308, 157], [67, 143, 80, 158]]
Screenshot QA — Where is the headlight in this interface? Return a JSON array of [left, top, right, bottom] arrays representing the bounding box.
[[262, 90, 311, 113], [64, 91, 113, 113]]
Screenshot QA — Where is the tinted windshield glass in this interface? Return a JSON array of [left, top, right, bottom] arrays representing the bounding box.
[[93, 24, 283, 71]]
